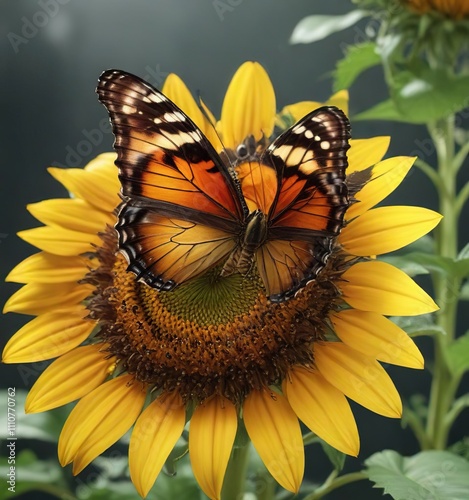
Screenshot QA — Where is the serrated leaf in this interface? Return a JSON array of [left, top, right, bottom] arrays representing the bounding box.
[[365, 450, 469, 500], [447, 332, 469, 376], [320, 440, 346, 472], [290, 11, 367, 44], [333, 42, 381, 91]]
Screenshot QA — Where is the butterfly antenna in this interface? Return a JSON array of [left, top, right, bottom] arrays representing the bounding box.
[[196, 91, 229, 153]]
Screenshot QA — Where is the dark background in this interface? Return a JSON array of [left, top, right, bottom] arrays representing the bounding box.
[[1, 0, 467, 499]]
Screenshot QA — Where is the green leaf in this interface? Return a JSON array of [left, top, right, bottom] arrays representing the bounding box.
[[290, 11, 367, 44], [447, 332, 469, 376], [154, 459, 203, 500], [403, 252, 456, 276], [459, 281, 469, 300], [391, 315, 445, 338], [320, 440, 346, 472], [365, 450, 469, 500], [354, 99, 409, 122], [356, 69, 469, 124], [379, 255, 429, 277], [0, 390, 65, 444], [456, 243, 469, 278], [391, 68, 469, 123], [0, 450, 66, 499], [86, 483, 145, 500], [333, 42, 381, 91], [449, 437, 469, 461]]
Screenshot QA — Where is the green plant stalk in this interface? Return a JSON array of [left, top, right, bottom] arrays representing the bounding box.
[[425, 116, 460, 450], [303, 471, 367, 500], [221, 443, 251, 500]]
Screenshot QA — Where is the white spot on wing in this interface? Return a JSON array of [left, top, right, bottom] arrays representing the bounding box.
[[304, 130, 313, 139], [292, 125, 306, 134], [320, 141, 331, 150], [164, 112, 186, 122], [144, 93, 166, 103], [122, 105, 137, 114]]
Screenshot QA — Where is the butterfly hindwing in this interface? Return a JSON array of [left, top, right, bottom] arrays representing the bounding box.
[[117, 205, 237, 290], [97, 69, 246, 289]]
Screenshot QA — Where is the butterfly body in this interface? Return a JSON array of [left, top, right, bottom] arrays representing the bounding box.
[[97, 70, 351, 302], [221, 208, 268, 277]]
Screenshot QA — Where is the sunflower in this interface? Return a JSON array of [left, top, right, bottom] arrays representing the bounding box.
[[403, 0, 469, 19], [3, 62, 441, 499]]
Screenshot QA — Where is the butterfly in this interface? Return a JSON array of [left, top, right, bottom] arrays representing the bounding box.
[[96, 69, 350, 303]]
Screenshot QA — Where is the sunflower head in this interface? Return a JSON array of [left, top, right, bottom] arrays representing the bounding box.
[[3, 62, 441, 500]]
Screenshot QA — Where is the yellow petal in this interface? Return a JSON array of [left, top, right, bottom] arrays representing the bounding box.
[[27, 199, 114, 234], [314, 343, 402, 417], [340, 206, 442, 256], [129, 392, 185, 498], [2, 307, 95, 363], [58, 374, 145, 472], [243, 389, 304, 493], [162, 73, 204, 123], [6, 253, 91, 284], [346, 156, 414, 220], [347, 137, 390, 173], [17, 226, 101, 256], [341, 260, 439, 316], [48, 166, 119, 214], [220, 62, 276, 149], [283, 368, 359, 456], [277, 91, 349, 126], [278, 101, 323, 123], [326, 89, 349, 116], [162, 74, 222, 150], [331, 310, 424, 369], [189, 396, 237, 500], [84, 152, 117, 174], [3, 282, 93, 315], [25, 344, 114, 413]]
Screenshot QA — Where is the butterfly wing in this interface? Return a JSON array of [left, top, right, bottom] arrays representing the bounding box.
[[254, 106, 351, 301], [97, 69, 247, 290]]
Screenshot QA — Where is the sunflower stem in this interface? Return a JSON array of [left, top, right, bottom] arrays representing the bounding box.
[[221, 443, 251, 500], [303, 471, 368, 500], [425, 116, 461, 450]]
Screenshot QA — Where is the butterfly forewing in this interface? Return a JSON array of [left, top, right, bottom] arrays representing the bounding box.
[[255, 106, 351, 301], [97, 69, 246, 290], [97, 70, 247, 222]]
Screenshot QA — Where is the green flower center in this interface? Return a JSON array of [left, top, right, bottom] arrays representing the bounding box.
[[157, 266, 262, 326]]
